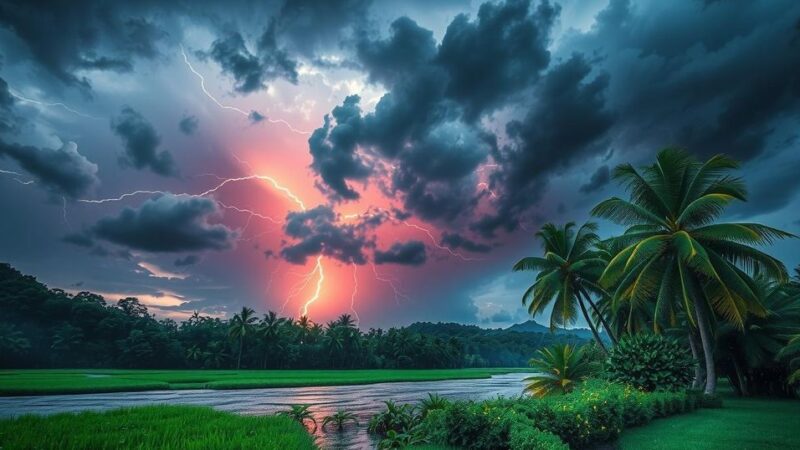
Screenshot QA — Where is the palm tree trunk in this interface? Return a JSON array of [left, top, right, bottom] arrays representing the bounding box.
[[577, 296, 608, 354], [237, 335, 243, 370], [688, 330, 704, 389], [579, 288, 618, 346], [693, 301, 717, 395]]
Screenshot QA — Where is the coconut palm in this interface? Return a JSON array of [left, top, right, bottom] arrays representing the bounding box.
[[513, 222, 617, 353], [524, 343, 593, 397], [229, 306, 258, 369], [592, 149, 794, 393], [321, 409, 359, 431]]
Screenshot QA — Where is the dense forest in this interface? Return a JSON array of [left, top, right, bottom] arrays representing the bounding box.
[[0, 263, 582, 369]]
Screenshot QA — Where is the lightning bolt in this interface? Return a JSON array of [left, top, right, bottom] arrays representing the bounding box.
[[371, 263, 409, 305], [0, 169, 35, 185], [477, 182, 497, 199], [78, 175, 306, 211], [7, 89, 102, 120], [179, 45, 312, 136], [401, 221, 482, 261], [350, 263, 360, 325], [301, 255, 325, 317]]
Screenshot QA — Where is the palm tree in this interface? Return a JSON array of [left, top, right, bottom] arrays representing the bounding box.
[[592, 149, 794, 394], [283, 404, 317, 431], [321, 409, 359, 431], [229, 306, 258, 369], [524, 343, 594, 397], [717, 275, 800, 396], [513, 222, 617, 353]]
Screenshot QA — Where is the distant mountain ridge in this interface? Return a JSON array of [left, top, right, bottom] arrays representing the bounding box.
[[505, 320, 604, 342]]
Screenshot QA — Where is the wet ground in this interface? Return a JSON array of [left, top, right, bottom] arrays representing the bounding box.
[[0, 372, 530, 449]]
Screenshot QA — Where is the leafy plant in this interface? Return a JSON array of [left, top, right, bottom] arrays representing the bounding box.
[[524, 343, 594, 397], [367, 401, 418, 436], [606, 334, 694, 392], [321, 409, 358, 432], [377, 429, 427, 449], [418, 393, 450, 418], [281, 404, 317, 431]]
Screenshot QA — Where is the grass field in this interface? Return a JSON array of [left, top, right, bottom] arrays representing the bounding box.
[[0, 368, 529, 396], [619, 388, 800, 450], [0, 405, 316, 449]]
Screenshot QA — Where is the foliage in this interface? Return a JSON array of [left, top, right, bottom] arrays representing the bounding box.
[[321, 409, 358, 431], [367, 401, 419, 436], [411, 380, 701, 450], [513, 222, 616, 351], [524, 343, 595, 397], [591, 149, 794, 395], [281, 404, 317, 431], [0, 405, 316, 450], [606, 334, 694, 392], [418, 393, 450, 418], [717, 276, 800, 396], [0, 263, 585, 371]]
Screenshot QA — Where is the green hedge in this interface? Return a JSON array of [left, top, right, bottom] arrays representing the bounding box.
[[407, 380, 702, 449]]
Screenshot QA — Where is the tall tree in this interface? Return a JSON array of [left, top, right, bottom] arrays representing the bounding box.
[[229, 307, 257, 369], [513, 222, 616, 353], [592, 149, 794, 394]]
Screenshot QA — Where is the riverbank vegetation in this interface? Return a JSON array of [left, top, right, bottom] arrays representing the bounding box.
[[0, 368, 528, 396], [0, 405, 316, 450], [0, 263, 584, 371]]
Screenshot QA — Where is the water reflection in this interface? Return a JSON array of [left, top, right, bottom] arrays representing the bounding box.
[[0, 373, 530, 449]]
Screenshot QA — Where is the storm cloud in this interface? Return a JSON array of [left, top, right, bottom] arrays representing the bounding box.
[[0, 139, 98, 198], [93, 194, 233, 252], [280, 205, 372, 265], [111, 107, 176, 176], [374, 240, 427, 266]]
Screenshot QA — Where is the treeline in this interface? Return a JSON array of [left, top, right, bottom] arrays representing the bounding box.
[[0, 263, 580, 369]]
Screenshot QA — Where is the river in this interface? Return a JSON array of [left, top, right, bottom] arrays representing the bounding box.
[[0, 372, 531, 449]]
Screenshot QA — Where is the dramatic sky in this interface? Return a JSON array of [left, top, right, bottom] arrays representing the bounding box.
[[1, 0, 799, 329]]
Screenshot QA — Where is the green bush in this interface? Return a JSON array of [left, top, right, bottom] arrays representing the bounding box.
[[368, 401, 419, 436], [509, 423, 568, 450], [606, 334, 694, 392]]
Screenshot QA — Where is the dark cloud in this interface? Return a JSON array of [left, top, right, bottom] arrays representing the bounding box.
[[440, 232, 491, 253], [308, 95, 371, 200], [0, 139, 98, 198], [436, 0, 558, 120], [374, 240, 427, 266], [356, 16, 437, 86], [275, 0, 372, 57], [566, 0, 800, 162], [174, 255, 200, 267], [205, 24, 297, 94], [0, 76, 16, 132], [579, 165, 610, 194], [728, 162, 800, 218], [310, 0, 555, 224], [474, 54, 613, 236], [62, 231, 94, 248], [280, 205, 372, 265], [111, 107, 177, 176], [93, 194, 233, 252], [178, 115, 199, 135], [249, 111, 265, 123], [0, 1, 165, 90]]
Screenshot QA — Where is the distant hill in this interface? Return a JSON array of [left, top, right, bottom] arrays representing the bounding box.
[[505, 320, 605, 342]]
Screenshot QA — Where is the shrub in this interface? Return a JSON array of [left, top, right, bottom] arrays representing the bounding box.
[[606, 334, 694, 392], [525, 343, 595, 397], [440, 401, 516, 450], [509, 423, 569, 450], [368, 401, 418, 436], [418, 393, 450, 418]]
